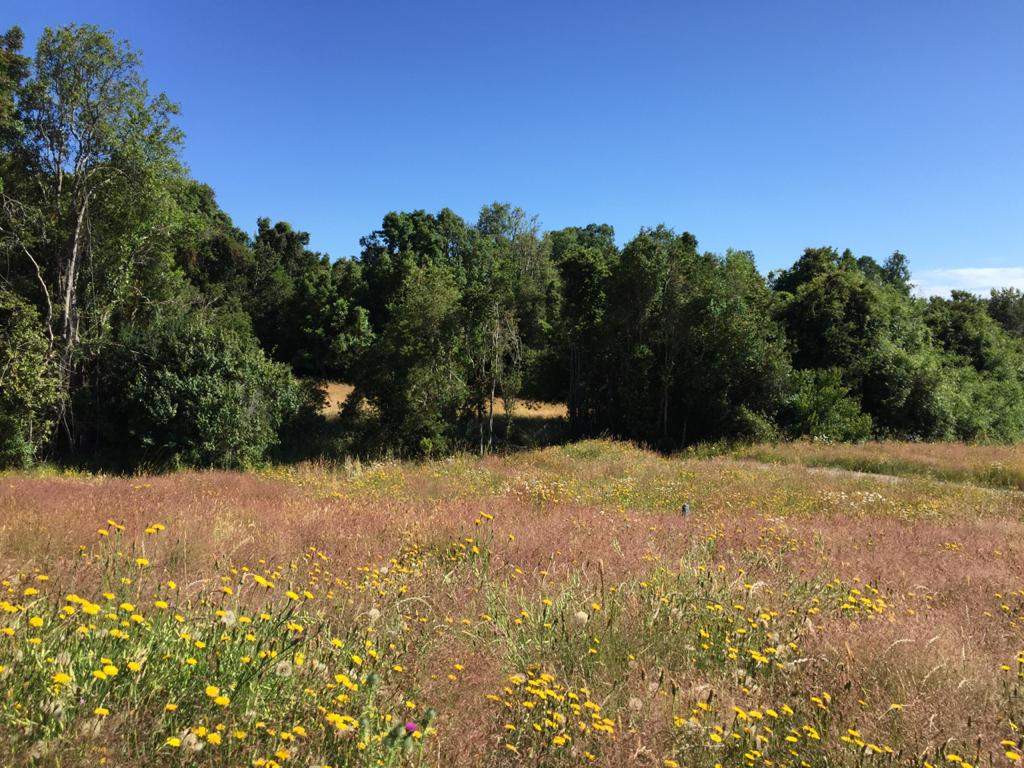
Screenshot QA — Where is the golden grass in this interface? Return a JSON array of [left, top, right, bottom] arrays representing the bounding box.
[[1, 440, 1022, 766], [323, 381, 355, 414], [736, 440, 1024, 490], [319, 382, 567, 420]]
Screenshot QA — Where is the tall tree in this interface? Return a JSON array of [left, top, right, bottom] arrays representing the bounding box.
[[0, 24, 182, 444], [595, 229, 789, 447], [0, 27, 29, 148], [349, 209, 473, 454], [989, 287, 1024, 338], [246, 218, 369, 377], [467, 203, 552, 451], [776, 249, 949, 437], [549, 224, 616, 432]]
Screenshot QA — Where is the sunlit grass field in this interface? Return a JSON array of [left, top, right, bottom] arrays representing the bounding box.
[[735, 441, 1024, 491], [1, 440, 1022, 767]]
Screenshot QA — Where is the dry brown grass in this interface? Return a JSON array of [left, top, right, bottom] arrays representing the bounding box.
[[319, 381, 567, 420], [1, 441, 1022, 766], [322, 381, 355, 414]]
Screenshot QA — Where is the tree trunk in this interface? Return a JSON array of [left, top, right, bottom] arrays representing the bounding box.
[[487, 375, 496, 453], [54, 199, 88, 445], [478, 400, 485, 457], [660, 341, 671, 441], [61, 202, 87, 348], [568, 344, 578, 434]]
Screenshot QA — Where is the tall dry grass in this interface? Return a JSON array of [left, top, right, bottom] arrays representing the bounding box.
[[737, 440, 1024, 490], [0, 440, 1022, 766]]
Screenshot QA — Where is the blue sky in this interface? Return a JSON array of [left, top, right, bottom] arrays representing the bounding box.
[[7, 0, 1023, 295]]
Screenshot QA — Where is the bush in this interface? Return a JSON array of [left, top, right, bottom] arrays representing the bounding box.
[[942, 364, 1024, 442], [782, 368, 873, 441], [86, 313, 308, 470], [0, 288, 59, 468]]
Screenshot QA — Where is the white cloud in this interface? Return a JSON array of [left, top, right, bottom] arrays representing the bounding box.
[[912, 267, 1024, 298]]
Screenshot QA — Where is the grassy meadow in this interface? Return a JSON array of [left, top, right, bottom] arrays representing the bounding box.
[[1, 440, 1023, 767], [735, 442, 1024, 491]]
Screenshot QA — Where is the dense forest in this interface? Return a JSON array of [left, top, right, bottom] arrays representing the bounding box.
[[3, 25, 1024, 471]]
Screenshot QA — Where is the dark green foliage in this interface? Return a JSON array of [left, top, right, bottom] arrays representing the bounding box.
[[3, 22, 1024, 469], [83, 312, 307, 470], [0, 24, 317, 472], [0, 288, 59, 467], [548, 224, 617, 432], [353, 260, 468, 455], [0, 27, 29, 149], [942, 363, 1024, 442], [781, 369, 873, 441], [925, 291, 1011, 372], [552, 225, 790, 448], [170, 192, 372, 381], [246, 219, 371, 378], [774, 250, 1024, 443], [924, 291, 1024, 441], [581, 229, 790, 448], [988, 288, 1024, 338], [347, 204, 560, 456], [775, 248, 949, 439], [348, 209, 470, 455]]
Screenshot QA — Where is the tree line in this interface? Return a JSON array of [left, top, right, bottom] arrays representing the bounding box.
[[3, 24, 1024, 471]]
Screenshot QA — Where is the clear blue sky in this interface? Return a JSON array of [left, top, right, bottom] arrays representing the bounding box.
[[7, 0, 1024, 294]]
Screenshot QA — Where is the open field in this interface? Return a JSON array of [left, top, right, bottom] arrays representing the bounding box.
[[1, 441, 1023, 767]]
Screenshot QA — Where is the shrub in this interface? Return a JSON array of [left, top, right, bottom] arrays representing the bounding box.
[[942, 364, 1024, 442], [782, 368, 873, 441], [0, 288, 59, 468], [87, 313, 307, 470]]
